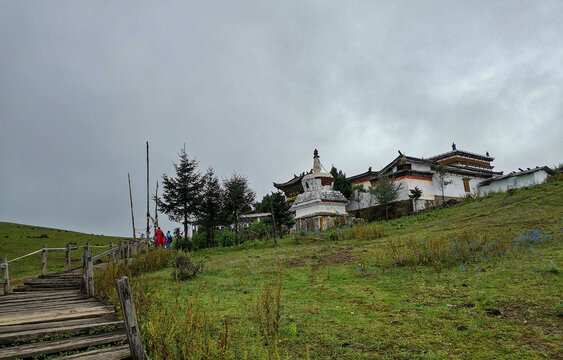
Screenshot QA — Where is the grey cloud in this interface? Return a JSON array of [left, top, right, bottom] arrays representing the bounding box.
[[1, 1, 561, 235]]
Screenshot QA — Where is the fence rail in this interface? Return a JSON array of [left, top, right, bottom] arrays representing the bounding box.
[[1, 239, 149, 296]]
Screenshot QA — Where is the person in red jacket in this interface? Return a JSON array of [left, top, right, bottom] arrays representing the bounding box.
[[155, 227, 165, 248]]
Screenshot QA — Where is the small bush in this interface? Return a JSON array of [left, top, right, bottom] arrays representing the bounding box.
[[172, 251, 203, 280], [215, 229, 235, 247]]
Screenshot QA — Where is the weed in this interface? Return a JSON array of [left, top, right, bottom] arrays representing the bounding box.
[[254, 279, 282, 346]]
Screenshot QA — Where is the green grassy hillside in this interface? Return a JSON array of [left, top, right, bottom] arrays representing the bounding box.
[[0, 222, 128, 280], [123, 181, 562, 359]]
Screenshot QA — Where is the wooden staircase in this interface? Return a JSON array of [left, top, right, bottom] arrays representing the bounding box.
[[0, 272, 132, 360]]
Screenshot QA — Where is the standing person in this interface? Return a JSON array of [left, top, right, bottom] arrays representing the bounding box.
[[166, 231, 172, 249], [155, 227, 165, 248]]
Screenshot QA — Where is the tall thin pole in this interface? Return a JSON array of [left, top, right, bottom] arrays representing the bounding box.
[[146, 141, 150, 241], [128, 173, 137, 241], [154, 181, 159, 228], [270, 200, 277, 244]]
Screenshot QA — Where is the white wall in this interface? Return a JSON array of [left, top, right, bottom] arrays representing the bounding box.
[[433, 173, 478, 199], [411, 163, 432, 172], [479, 170, 549, 194]]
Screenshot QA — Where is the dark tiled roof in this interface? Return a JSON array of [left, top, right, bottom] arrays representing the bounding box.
[[273, 170, 312, 189]]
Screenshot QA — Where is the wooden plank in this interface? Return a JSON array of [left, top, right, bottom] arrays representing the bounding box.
[[0, 331, 127, 360], [59, 344, 130, 360], [0, 290, 81, 302], [0, 319, 123, 345], [0, 294, 90, 307], [0, 316, 120, 335], [0, 305, 114, 326], [0, 299, 102, 315], [0, 291, 83, 304]]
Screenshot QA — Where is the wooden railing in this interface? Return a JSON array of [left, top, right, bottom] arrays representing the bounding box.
[[1, 240, 149, 296]]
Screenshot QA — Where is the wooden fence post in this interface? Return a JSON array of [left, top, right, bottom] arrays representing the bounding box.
[[126, 241, 131, 259], [41, 244, 48, 276], [66, 243, 71, 272], [118, 241, 123, 261], [116, 277, 144, 360], [81, 250, 87, 294], [1, 257, 10, 294], [86, 249, 95, 297]]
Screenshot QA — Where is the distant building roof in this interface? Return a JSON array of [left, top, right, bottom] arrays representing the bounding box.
[[240, 212, 272, 219], [479, 166, 553, 186]]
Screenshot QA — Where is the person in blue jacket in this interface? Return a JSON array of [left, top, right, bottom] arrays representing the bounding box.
[[165, 230, 173, 249]]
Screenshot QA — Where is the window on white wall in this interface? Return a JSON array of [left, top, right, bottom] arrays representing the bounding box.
[[463, 179, 470, 193]]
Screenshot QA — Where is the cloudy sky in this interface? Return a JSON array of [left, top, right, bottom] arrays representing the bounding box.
[[1, 1, 561, 236]]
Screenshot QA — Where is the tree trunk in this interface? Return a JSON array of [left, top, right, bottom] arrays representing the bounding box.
[[235, 216, 239, 246], [183, 214, 188, 243]]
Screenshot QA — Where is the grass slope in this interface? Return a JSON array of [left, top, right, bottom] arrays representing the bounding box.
[[133, 181, 562, 359], [0, 222, 128, 280]]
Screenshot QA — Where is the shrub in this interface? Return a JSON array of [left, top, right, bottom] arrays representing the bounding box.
[[172, 251, 203, 280], [191, 232, 206, 250], [215, 229, 235, 247]]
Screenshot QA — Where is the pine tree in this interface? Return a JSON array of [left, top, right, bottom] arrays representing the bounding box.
[[330, 166, 352, 199], [223, 173, 256, 246], [199, 167, 223, 248], [255, 191, 294, 239], [370, 175, 403, 220], [158, 147, 204, 241]]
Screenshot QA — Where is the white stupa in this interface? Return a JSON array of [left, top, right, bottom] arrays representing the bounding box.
[[290, 150, 348, 231]]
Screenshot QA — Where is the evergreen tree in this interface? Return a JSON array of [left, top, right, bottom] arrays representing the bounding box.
[[330, 166, 352, 199], [158, 147, 204, 241], [255, 191, 294, 239], [370, 175, 403, 220], [199, 167, 223, 248], [409, 186, 423, 212], [223, 173, 256, 245]]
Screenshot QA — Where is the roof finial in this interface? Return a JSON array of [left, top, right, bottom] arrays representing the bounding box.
[[452, 142, 456, 151]]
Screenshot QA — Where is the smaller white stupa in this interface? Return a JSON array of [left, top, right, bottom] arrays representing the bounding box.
[[291, 149, 348, 231]]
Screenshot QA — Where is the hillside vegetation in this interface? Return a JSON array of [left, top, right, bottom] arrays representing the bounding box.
[[111, 181, 562, 359], [0, 222, 127, 280]]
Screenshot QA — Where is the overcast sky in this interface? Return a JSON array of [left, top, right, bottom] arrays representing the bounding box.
[[1, 1, 562, 237]]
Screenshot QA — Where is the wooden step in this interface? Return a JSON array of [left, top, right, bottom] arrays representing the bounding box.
[[0, 299, 103, 315], [0, 305, 115, 326], [0, 316, 120, 335], [13, 285, 81, 292], [58, 344, 131, 360], [0, 290, 81, 301], [0, 331, 127, 360], [0, 293, 89, 306], [0, 319, 123, 345]]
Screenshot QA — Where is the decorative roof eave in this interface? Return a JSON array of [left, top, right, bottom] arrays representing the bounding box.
[[433, 164, 502, 178], [427, 149, 494, 162], [273, 170, 313, 189], [370, 169, 434, 184], [347, 168, 378, 183], [377, 154, 433, 176]]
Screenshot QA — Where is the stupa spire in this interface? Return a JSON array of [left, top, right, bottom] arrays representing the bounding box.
[[313, 149, 321, 173]]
